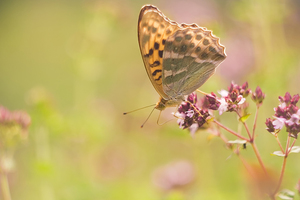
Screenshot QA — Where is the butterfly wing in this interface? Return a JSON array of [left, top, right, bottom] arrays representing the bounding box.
[[162, 27, 226, 98], [138, 5, 180, 100]]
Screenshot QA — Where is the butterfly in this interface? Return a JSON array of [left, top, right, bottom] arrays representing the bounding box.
[[138, 4, 226, 111]]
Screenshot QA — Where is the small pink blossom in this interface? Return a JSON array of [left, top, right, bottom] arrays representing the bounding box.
[[272, 117, 286, 130], [218, 98, 228, 115], [218, 90, 229, 97]]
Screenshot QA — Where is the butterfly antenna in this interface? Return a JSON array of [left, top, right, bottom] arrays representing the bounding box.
[[196, 89, 209, 96], [123, 104, 156, 115], [141, 107, 156, 128]]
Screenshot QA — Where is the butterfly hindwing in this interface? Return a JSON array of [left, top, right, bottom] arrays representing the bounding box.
[[162, 28, 226, 98]]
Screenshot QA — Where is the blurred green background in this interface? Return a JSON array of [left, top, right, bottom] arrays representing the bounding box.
[[0, 0, 300, 199]]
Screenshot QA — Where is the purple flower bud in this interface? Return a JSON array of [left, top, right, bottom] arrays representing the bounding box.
[[286, 123, 300, 138], [279, 92, 292, 104], [251, 86, 265, 106], [229, 89, 238, 102], [204, 93, 220, 110], [274, 106, 287, 118], [187, 92, 197, 105], [287, 104, 299, 115], [291, 94, 300, 105], [265, 118, 275, 133], [240, 82, 251, 97]]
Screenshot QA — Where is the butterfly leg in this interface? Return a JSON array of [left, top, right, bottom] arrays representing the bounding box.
[[157, 106, 180, 126]]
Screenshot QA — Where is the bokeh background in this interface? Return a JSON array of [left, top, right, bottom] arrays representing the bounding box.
[[0, 0, 300, 199]]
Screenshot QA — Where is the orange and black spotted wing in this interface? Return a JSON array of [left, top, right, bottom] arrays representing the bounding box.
[[138, 5, 180, 100]]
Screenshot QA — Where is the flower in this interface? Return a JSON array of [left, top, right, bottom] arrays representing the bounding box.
[[0, 106, 31, 131], [265, 118, 275, 133], [273, 117, 286, 130], [152, 160, 195, 191], [266, 93, 300, 138], [215, 82, 248, 114], [203, 92, 220, 110], [251, 86, 265, 106], [218, 97, 228, 115], [176, 92, 210, 134]]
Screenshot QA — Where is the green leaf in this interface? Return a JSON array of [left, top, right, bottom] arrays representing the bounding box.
[[206, 116, 214, 123], [272, 151, 285, 157], [278, 189, 295, 200], [228, 139, 247, 144], [239, 114, 251, 123], [289, 146, 300, 154]]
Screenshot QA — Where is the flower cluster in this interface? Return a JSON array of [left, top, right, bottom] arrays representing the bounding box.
[[265, 92, 300, 138], [176, 93, 210, 135], [251, 86, 265, 107], [204, 82, 251, 115], [176, 82, 266, 135], [0, 106, 31, 131]]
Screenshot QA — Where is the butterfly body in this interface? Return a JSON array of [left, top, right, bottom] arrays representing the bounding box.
[[138, 5, 226, 110]]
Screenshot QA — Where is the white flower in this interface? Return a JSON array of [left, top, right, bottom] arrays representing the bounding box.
[[218, 98, 228, 115], [218, 90, 229, 97], [272, 117, 286, 130], [278, 102, 286, 109], [186, 110, 194, 118], [237, 95, 246, 105], [174, 112, 185, 129], [189, 123, 199, 137], [285, 114, 300, 126]]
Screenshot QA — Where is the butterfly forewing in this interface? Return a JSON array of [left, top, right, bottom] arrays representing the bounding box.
[[138, 5, 180, 100]]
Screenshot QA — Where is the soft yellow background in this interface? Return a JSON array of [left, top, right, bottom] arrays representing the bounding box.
[[0, 0, 299, 199]]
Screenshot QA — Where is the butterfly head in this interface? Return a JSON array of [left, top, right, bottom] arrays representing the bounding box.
[[155, 96, 185, 111]]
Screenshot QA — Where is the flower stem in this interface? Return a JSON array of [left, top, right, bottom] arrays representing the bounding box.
[[252, 105, 259, 140], [250, 142, 269, 177], [287, 138, 297, 154], [235, 111, 252, 139], [213, 120, 250, 142], [275, 135, 284, 153], [272, 135, 291, 197], [0, 172, 11, 200]]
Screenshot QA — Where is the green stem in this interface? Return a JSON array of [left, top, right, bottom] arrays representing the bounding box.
[[0, 172, 11, 200]]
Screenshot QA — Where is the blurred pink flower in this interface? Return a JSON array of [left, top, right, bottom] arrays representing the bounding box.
[[152, 160, 195, 191]]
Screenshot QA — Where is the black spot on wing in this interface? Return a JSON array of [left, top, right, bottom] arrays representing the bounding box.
[[196, 34, 202, 40], [150, 60, 160, 67], [154, 75, 162, 81], [152, 69, 162, 76], [185, 34, 192, 40], [158, 50, 163, 58], [203, 39, 210, 45]]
